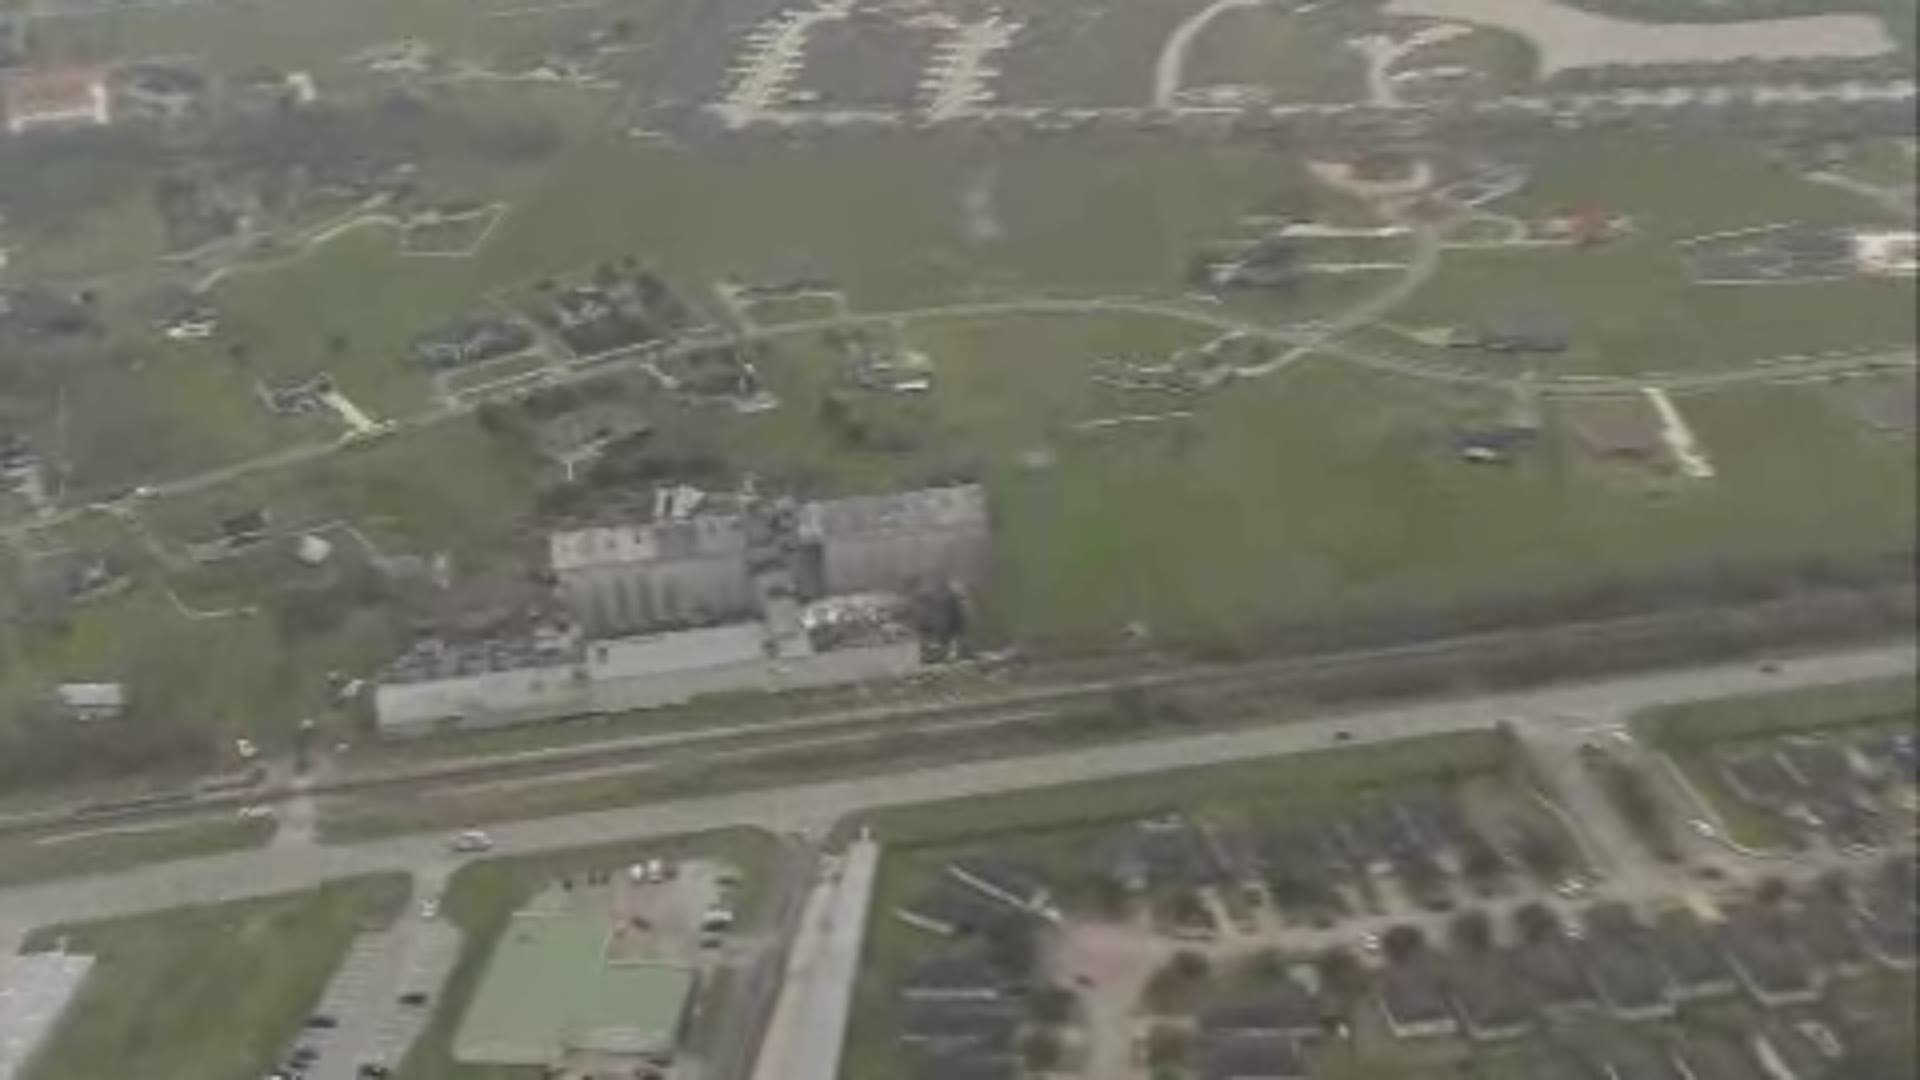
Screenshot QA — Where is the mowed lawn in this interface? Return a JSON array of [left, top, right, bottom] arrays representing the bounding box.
[[986, 355, 1915, 644], [19, 875, 409, 1080], [193, 132, 1338, 420], [1400, 135, 1917, 378]]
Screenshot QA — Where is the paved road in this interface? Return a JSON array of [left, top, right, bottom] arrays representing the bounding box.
[[0, 642, 1908, 944]]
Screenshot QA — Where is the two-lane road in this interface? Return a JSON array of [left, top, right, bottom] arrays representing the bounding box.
[[0, 641, 1909, 944]]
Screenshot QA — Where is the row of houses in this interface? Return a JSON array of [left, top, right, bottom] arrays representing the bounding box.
[[1376, 866, 1915, 1043]]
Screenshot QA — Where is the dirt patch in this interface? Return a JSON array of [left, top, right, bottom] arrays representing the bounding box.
[[1383, 0, 1894, 75]]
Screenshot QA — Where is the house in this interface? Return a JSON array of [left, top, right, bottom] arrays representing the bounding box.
[[410, 316, 533, 370], [1376, 961, 1457, 1039], [3, 66, 111, 135], [898, 952, 1005, 1004], [1652, 909, 1737, 1000], [946, 857, 1057, 921], [1583, 942, 1676, 1021], [218, 508, 271, 546], [1854, 873, 1916, 971], [1447, 954, 1531, 1041], [896, 1001, 1020, 1055], [55, 682, 126, 721], [1196, 1034, 1309, 1080], [1514, 938, 1593, 1008], [1197, 983, 1323, 1042], [1719, 909, 1824, 1007], [894, 885, 1009, 938], [1787, 894, 1870, 978]]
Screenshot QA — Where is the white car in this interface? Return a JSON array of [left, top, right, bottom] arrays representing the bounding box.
[[237, 805, 276, 822], [449, 829, 493, 854], [1688, 819, 1718, 838], [419, 897, 440, 920]]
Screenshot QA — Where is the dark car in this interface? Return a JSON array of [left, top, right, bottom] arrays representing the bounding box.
[[358, 1065, 391, 1079], [304, 1015, 338, 1029], [398, 991, 429, 1007]]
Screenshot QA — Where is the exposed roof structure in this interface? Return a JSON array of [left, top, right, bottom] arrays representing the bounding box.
[[800, 484, 987, 540], [2, 67, 110, 134], [550, 513, 748, 572]]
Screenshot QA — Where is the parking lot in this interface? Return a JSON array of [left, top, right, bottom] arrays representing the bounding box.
[[273, 889, 462, 1080]]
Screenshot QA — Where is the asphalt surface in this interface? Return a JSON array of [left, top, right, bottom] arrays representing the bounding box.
[[0, 641, 1909, 945]]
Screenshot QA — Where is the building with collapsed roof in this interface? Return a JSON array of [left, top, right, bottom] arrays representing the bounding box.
[[552, 514, 755, 636], [374, 598, 920, 735], [552, 484, 987, 636], [797, 485, 989, 598], [378, 484, 986, 735]]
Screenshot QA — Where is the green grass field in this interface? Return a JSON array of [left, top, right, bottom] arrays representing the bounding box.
[[19, 875, 409, 1080], [0, 816, 273, 887], [1183, 6, 1370, 103]]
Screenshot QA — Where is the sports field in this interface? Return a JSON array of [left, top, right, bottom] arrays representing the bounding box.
[[454, 912, 693, 1066]]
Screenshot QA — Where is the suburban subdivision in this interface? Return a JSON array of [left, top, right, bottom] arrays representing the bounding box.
[[0, 0, 1913, 1075]]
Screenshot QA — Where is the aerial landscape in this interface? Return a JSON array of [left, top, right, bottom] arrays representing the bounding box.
[[0, 0, 1913, 1076]]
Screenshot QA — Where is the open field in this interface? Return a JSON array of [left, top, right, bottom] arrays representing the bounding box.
[[18, 875, 410, 1080], [1181, 5, 1370, 103], [1384, 0, 1898, 74], [395, 828, 780, 1080]]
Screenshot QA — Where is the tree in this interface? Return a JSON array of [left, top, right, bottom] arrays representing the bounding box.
[[1382, 924, 1426, 964], [1144, 950, 1211, 1012], [1315, 946, 1366, 1003], [1029, 983, 1074, 1025], [1145, 1024, 1189, 1069], [1020, 1029, 1063, 1071], [1756, 875, 1789, 906], [1514, 901, 1561, 945], [982, 916, 1037, 981]]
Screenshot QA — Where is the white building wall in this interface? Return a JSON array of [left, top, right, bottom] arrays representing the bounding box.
[[375, 633, 920, 736]]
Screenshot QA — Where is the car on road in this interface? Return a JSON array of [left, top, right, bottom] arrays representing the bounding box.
[[419, 896, 439, 920], [303, 1015, 338, 1029], [449, 829, 493, 853], [398, 991, 429, 1007], [1688, 818, 1718, 839], [1333, 730, 1353, 743], [357, 1064, 391, 1079]]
